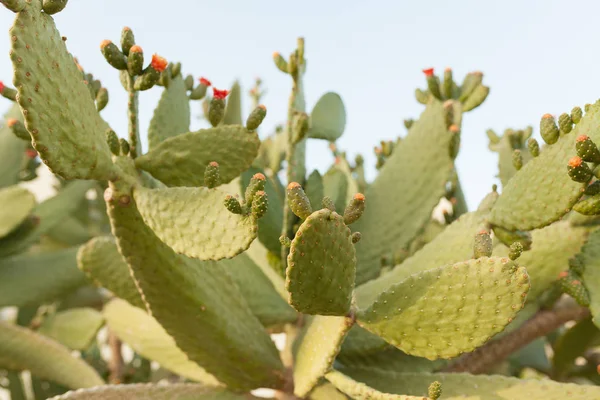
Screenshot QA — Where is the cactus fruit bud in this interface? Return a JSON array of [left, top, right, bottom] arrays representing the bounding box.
[[1, 0, 26, 12], [571, 106, 583, 124], [473, 230, 492, 258], [573, 194, 600, 215], [246, 105, 267, 131], [462, 84, 490, 112], [25, 148, 38, 159], [585, 180, 600, 196], [119, 138, 130, 156], [190, 77, 211, 100], [7, 118, 29, 140], [575, 135, 600, 163], [244, 173, 266, 210], [279, 235, 291, 247], [414, 88, 430, 105], [527, 138, 540, 157], [100, 40, 127, 70], [273, 52, 289, 74], [343, 193, 366, 225], [42, 0, 68, 15], [509, 242, 524, 261], [449, 124, 461, 159], [96, 87, 109, 111], [569, 255, 585, 275], [224, 195, 243, 215], [423, 68, 441, 99], [442, 68, 454, 99], [492, 225, 532, 251], [558, 113, 573, 134], [585, 104, 592, 112], [351, 232, 362, 244], [540, 114, 560, 145], [558, 270, 590, 306], [459, 71, 483, 102], [512, 149, 523, 171], [443, 100, 454, 128], [184, 75, 194, 91], [150, 54, 168, 73], [322, 196, 336, 212], [208, 88, 229, 127], [0, 81, 16, 101], [127, 45, 144, 76], [292, 112, 310, 143], [404, 119, 414, 130], [133, 54, 167, 91], [567, 156, 592, 183], [120, 27, 135, 56], [486, 129, 500, 145], [172, 62, 182, 78], [287, 182, 312, 219], [106, 129, 120, 156], [428, 381, 442, 400], [252, 190, 268, 219], [203, 162, 221, 188]]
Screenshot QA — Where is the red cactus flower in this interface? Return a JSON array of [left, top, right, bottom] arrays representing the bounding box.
[[422, 68, 434, 77], [151, 54, 168, 72], [199, 77, 211, 86], [213, 87, 229, 100], [0, 81, 5, 93], [6, 118, 17, 127], [569, 156, 583, 168], [577, 135, 589, 142], [354, 193, 365, 201], [129, 45, 143, 54], [25, 149, 37, 159]]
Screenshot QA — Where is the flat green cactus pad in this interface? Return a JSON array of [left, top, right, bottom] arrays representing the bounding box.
[[339, 325, 389, 357], [222, 80, 243, 125], [286, 208, 356, 315], [305, 169, 325, 210], [148, 75, 191, 150], [133, 186, 258, 260], [37, 308, 104, 351], [309, 383, 349, 400], [0, 185, 35, 238], [0, 246, 87, 307], [103, 299, 220, 385], [325, 370, 427, 400], [308, 92, 346, 141], [356, 211, 488, 309], [0, 321, 103, 390], [47, 384, 262, 400], [245, 239, 288, 299], [578, 229, 600, 328], [552, 318, 599, 379], [10, 1, 115, 180], [323, 163, 357, 213], [293, 315, 354, 397], [337, 346, 446, 374], [0, 104, 27, 189], [106, 186, 285, 390], [336, 366, 600, 399], [77, 236, 145, 309], [46, 215, 92, 246], [135, 125, 260, 187], [489, 104, 600, 231], [352, 101, 456, 284], [492, 220, 589, 301], [358, 257, 530, 360], [0, 180, 93, 257]]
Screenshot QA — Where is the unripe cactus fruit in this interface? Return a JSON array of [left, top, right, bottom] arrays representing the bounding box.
[[567, 156, 592, 183], [449, 124, 461, 159], [571, 106, 583, 124], [119, 138, 130, 156], [120, 26, 135, 55], [42, 0, 68, 15], [292, 112, 309, 143], [527, 137, 540, 157], [287, 182, 312, 220], [473, 230, 492, 258], [351, 231, 362, 244], [343, 193, 366, 225], [585, 180, 600, 196], [7, 118, 29, 140], [442, 67, 453, 99], [573, 193, 600, 215], [509, 242, 524, 261], [208, 88, 230, 127], [134, 54, 167, 91], [428, 381, 442, 400], [105, 129, 120, 156], [95, 87, 109, 111], [244, 173, 266, 210], [272, 52, 289, 74], [252, 190, 268, 219], [204, 162, 221, 189], [127, 45, 144, 76], [100, 40, 127, 70], [190, 77, 211, 100], [575, 135, 600, 163], [558, 270, 590, 306], [0, 81, 16, 101], [322, 196, 336, 212], [224, 195, 243, 215], [540, 113, 560, 145], [512, 149, 523, 170], [279, 235, 291, 247], [558, 112, 573, 134], [423, 68, 442, 99], [246, 105, 267, 131]]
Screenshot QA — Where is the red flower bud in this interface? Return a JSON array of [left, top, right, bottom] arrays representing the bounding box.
[[213, 87, 229, 100], [25, 149, 37, 159], [577, 135, 589, 143], [569, 156, 583, 168], [0, 81, 5, 93], [151, 54, 168, 72], [6, 118, 17, 127], [422, 68, 434, 77], [129, 45, 143, 53], [199, 77, 211, 86]]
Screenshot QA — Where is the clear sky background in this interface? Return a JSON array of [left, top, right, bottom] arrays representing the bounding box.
[[1, 0, 599, 209]]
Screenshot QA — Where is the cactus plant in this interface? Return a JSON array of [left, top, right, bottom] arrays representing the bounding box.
[[4, 2, 600, 400]]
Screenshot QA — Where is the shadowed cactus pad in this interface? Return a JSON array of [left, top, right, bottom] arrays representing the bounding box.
[[358, 257, 530, 359], [286, 208, 356, 315], [0, 185, 35, 238]]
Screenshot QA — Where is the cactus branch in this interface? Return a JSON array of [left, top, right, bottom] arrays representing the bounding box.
[[108, 330, 125, 384], [127, 77, 141, 158]]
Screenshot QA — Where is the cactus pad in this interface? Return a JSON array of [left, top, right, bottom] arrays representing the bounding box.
[[133, 186, 258, 260], [0, 321, 103, 389], [286, 208, 356, 315], [147, 75, 191, 150], [135, 125, 260, 187], [222, 80, 242, 125], [293, 315, 354, 397], [10, 1, 115, 180], [103, 299, 220, 385], [325, 370, 427, 400], [339, 325, 389, 357], [578, 229, 600, 327], [37, 308, 104, 351], [0, 104, 27, 188], [358, 257, 530, 359], [308, 92, 346, 141], [0, 185, 35, 238]]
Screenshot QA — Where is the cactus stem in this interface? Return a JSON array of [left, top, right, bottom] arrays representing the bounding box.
[[126, 76, 141, 158]]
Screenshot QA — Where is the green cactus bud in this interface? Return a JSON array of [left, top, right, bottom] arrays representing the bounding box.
[[0, 82, 17, 101], [287, 182, 312, 220], [423, 68, 441, 99], [414, 88, 430, 105], [462, 84, 490, 112], [288, 52, 298, 76], [6, 118, 29, 140], [459, 71, 483, 102], [584, 180, 600, 196], [42, 0, 68, 14], [473, 230, 492, 258], [558, 112, 573, 134], [272, 52, 289, 74], [223, 195, 243, 215], [558, 270, 590, 306], [133, 54, 167, 91], [184, 75, 194, 91], [292, 111, 310, 144], [120, 26, 135, 56], [575, 135, 600, 163], [100, 40, 127, 70], [428, 381, 442, 400], [252, 190, 268, 219], [190, 77, 211, 100], [95, 87, 109, 112], [343, 193, 366, 225], [492, 225, 532, 251], [571, 106, 583, 124], [322, 196, 336, 212], [246, 105, 267, 131], [127, 45, 144, 76], [585, 103, 591, 112], [208, 88, 229, 127], [1, 0, 26, 12], [203, 162, 221, 189], [119, 138, 130, 156], [106, 129, 120, 156], [486, 129, 500, 145], [171, 62, 182, 78], [527, 137, 540, 157], [567, 156, 592, 183], [569, 255, 585, 275], [509, 242, 524, 261], [572, 193, 600, 215], [512, 149, 523, 170], [442, 68, 454, 99], [244, 172, 266, 209], [355, 154, 364, 166], [351, 232, 362, 244], [540, 113, 560, 145], [448, 124, 461, 159], [442, 100, 454, 128], [523, 125, 533, 139], [279, 235, 291, 247], [403, 119, 414, 130]]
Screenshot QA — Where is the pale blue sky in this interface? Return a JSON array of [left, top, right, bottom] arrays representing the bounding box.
[[1, 0, 599, 209]]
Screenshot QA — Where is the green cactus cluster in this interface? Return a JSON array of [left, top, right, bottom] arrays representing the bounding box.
[[4, 2, 600, 400]]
